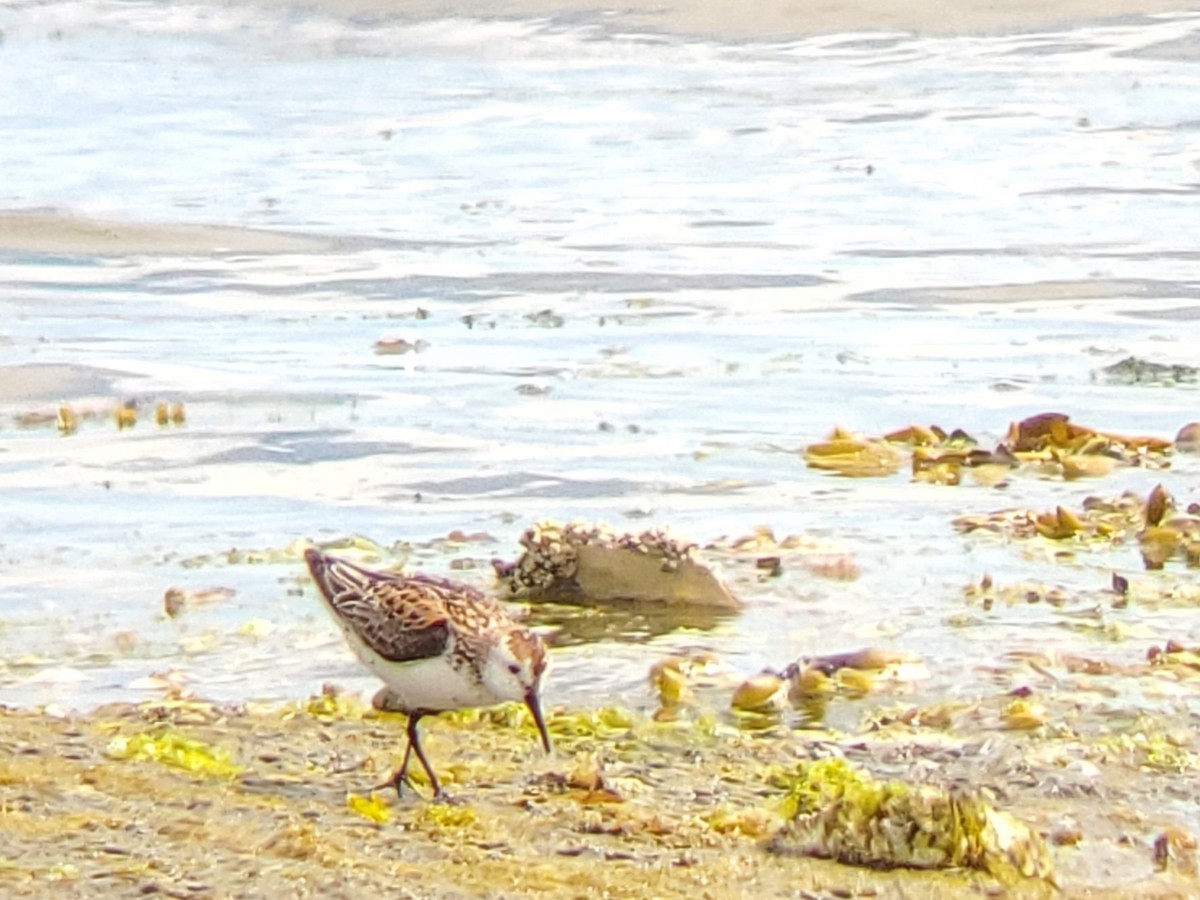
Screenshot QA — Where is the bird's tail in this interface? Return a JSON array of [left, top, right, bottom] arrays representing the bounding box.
[[303, 548, 393, 606]]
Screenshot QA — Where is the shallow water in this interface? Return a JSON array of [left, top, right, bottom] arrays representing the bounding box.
[[1, 2, 1199, 730]]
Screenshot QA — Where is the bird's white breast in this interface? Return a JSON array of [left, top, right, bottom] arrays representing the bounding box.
[[339, 624, 499, 712]]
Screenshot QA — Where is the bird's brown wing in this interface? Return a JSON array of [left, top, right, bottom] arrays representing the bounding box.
[[351, 583, 451, 663], [305, 549, 451, 663]]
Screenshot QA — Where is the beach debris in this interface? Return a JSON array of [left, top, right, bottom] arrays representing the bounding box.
[[650, 658, 692, 708], [805, 647, 917, 676], [767, 757, 1053, 882], [1153, 826, 1198, 876], [373, 337, 429, 355], [793, 648, 925, 698], [810, 412, 1175, 484], [1047, 819, 1083, 847], [888, 425, 980, 485], [705, 527, 861, 581], [883, 424, 974, 447], [1096, 356, 1198, 386], [557, 753, 623, 804], [1094, 728, 1198, 774], [1003, 411, 1172, 460], [1175, 422, 1200, 453], [114, 399, 138, 430], [154, 401, 186, 426], [731, 649, 924, 713], [163, 586, 236, 618], [962, 574, 1159, 613], [127, 670, 192, 698], [1001, 698, 1050, 731], [954, 483, 1200, 569], [493, 520, 742, 609], [731, 672, 792, 713], [804, 426, 904, 477], [648, 652, 724, 711], [1147, 638, 1200, 678], [175, 535, 393, 570], [56, 403, 78, 434], [526, 309, 564, 329], [14, 397, 187, 433]]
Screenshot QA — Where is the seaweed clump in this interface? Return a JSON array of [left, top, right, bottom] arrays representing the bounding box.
[[767, 758, 1052, 884], [105, 730, 242, 778]]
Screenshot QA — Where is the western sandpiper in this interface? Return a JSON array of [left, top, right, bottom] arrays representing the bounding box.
[[304, 548, 551, 801]]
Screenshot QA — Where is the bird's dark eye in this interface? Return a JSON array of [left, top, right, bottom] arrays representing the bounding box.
[[507, 663, 520, 675]]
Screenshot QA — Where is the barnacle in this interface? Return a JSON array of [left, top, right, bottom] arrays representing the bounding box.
[[493, 520, 740, 607], [768, 758, 1052, 882]]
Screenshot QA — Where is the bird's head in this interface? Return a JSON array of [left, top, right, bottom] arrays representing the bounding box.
[[483, 626, 551, 753]]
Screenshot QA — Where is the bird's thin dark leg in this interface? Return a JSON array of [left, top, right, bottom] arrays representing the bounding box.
[[407, 714, 454, 803], [376, 711, 455, 803], [377, 712, 422, 798]]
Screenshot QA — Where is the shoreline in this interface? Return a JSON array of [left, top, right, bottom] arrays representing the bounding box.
[[233, 0, 1193, 39], [0, 209, 343, 257], [1, 691, 1194, 898]]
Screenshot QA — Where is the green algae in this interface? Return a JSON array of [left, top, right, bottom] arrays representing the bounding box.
[[105, 730, 242, 778], [1093, 730, 1198, 774], [345, 791, 392, 824]]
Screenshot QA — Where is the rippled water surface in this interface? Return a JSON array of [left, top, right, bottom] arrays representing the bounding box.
[[1, 2, 1199, 719]]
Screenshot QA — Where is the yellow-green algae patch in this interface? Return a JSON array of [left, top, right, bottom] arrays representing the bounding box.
[[346, 791, 392, 824], [105, 730, 242, 778]]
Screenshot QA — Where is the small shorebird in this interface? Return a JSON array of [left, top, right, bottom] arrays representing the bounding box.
[[304, 548, 551, 801]]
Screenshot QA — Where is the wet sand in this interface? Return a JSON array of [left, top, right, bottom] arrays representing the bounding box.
[[235, 0, 1191, 38], [0, 364, 135, 404], [3, 691, 1196, 898], [0, 209, 341, 257]]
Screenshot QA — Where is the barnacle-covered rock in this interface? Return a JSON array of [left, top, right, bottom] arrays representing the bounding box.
[[492, 520, 742, 608], [767, 758, 1053, 883]]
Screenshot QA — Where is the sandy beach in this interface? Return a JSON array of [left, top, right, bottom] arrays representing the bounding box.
[[237, 0, 1193, 39], [0, 209, 342, 257]]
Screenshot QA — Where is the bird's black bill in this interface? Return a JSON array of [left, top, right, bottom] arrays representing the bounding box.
[[525, 690, 552, 753]]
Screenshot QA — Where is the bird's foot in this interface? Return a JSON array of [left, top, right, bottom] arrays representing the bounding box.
[[373, 769, 421, 800], [428, 788, 460, 806]]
